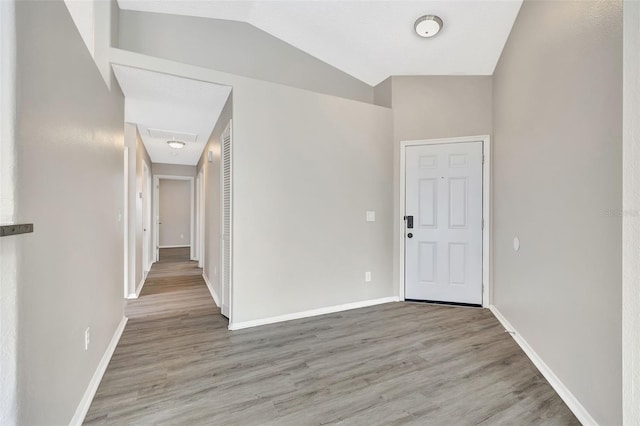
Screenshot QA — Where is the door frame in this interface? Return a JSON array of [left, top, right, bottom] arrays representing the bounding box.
[[142, 162, 152, 275], [196, 169, 205, 268], [153, 174, 195, 262], [399, 135, 492, 307], [123, 147, 129, 298]]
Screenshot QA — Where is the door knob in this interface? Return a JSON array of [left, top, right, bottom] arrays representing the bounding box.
[[407, 233, 413, 238]]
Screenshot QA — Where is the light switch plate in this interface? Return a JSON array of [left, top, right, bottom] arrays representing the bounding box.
[[365, 271, 372, 282], [366, 211, 376, 222]]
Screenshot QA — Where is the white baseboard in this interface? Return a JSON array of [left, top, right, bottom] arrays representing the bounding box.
[[69, 316, 128, 426], [127, 275, 146, 300], [135, 276, 145, 297], [229, 296, 400, 331], [202, 272, 220, 307], [489, 305, 597, 426], [159, 245, 190, 249]]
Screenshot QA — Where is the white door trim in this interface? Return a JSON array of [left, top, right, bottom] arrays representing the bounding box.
[[399, 135, 491, 307], [145, 166, 153, 271], [123, 147, 129, 298], [153, 174, 195, 262], [141, 162, 150, 276], [197, 169, 205, 269]]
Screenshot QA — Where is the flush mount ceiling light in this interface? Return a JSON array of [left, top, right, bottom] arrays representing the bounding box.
[[415, 15, 443, 38], [167, 140, 186, 149]]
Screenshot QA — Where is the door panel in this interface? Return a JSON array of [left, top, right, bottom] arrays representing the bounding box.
[[220, 121, 232, 318], [405, 142, 483, 305]]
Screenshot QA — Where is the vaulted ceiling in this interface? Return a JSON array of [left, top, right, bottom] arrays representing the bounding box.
[[117, 0, 523, 86]]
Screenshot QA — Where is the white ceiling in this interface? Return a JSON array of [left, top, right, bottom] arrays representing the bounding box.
[[112, 64, 231, 165], [117, 0, 523, 86]]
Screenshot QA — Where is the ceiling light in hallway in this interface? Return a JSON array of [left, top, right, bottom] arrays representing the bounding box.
[[167, 140, 186, 149], [415, 15, 443, 38]]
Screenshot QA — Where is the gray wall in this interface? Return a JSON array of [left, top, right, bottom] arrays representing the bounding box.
[[373, 77, 392, 108], [232, 79, 394, 324], [196, 95, 232, 300], [623, 1, 640, 422], [152, 162, 196, 177], [391, 76, 493, 142], [0, 1, 18, 423], [15, 1, 125, 423], [158, 179, 191, 247], [118, 10, 374, 104], [389, 76, 493, 297], [492, 0, 622, 424]]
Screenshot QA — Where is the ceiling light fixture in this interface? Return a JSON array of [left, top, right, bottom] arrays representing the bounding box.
[[414, 15, 443, 38], [167, 140, 186, 149]]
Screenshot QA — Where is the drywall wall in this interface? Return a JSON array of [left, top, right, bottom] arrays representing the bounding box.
[[391, 76, 492, 142], [623, 0, 640, 423], [492, 0, 622, 424], [196, 95, 232, 301], [118, 9, 373, 104], [152, 162, 196, 177], [159, 179, 191, 247], [389, 76, 493, 297], [0, 1, 18, 423], [231, 80, 393, 324], [15, 0, 125, 424], [110, 48, 395, 325], [64, 0, 119, 89], [124, 122, 136, 296], [373, 77, 392, 108]]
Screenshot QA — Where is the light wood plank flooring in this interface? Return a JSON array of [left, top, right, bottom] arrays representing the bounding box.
[[85, 248, 578, 425]]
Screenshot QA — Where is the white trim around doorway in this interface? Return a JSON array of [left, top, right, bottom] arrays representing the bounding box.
[[398, 135, 492, 307]]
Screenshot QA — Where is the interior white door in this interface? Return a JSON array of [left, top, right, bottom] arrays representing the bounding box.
[[404, 141, 483, 305], [220, 121, 232, 318]]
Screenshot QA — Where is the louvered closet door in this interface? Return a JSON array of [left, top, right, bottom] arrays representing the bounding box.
[[221, 121, 232, 318]]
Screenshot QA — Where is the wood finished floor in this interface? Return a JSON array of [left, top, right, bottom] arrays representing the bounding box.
[[85, 248, 578, 425]]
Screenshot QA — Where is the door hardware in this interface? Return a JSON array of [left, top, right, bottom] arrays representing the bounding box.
[[407, 216, 414, 229]]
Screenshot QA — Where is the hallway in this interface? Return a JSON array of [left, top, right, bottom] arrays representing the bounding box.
[[83, 249, 577, 425]]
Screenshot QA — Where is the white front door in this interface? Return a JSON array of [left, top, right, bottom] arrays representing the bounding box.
[[404, 141, 483, 305]]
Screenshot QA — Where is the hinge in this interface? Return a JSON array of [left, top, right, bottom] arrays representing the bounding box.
[[482, 154, 485, 164], [482, 219, 485, 229]]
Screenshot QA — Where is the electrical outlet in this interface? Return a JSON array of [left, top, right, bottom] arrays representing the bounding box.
[[180, 233, 184, 239], [365, 271, 372, 282], [84, 327, 90, 351]]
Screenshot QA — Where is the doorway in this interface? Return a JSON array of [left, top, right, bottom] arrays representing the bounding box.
[[400, 135, 491, 306], [153, 175, 195, 262]]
